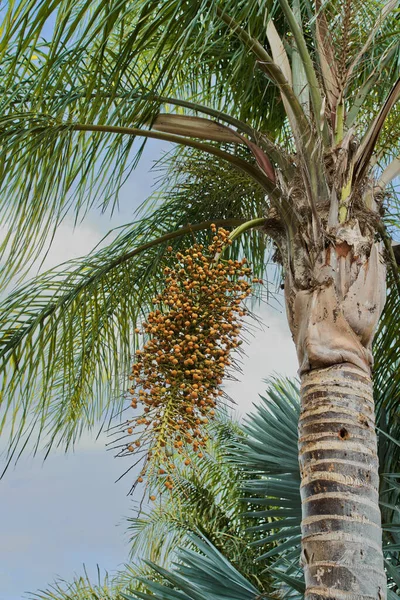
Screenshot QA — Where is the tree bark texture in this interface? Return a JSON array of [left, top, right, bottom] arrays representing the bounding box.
[[299, 363, 385, 599], [284, 221, 387, 599]]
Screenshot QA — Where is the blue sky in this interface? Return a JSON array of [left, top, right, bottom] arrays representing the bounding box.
[[0, 138, 298, 599]]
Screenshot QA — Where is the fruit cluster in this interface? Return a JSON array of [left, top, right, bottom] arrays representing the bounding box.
[[119, 226, 261, 496]]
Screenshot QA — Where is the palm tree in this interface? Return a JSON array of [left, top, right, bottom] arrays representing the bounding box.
[[0, 0, 399, 597], [29, 378, 400, 599]]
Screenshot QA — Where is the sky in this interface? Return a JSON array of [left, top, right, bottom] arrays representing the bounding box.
[[0, 139, 298, 600]]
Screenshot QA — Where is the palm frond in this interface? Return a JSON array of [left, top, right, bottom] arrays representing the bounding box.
[[353, 76, 400, 187], [0, 112, 270, 283], [0, 0, 292, 282], [126, 412, 271, 589], [29, 566, 124, 600], [25, 372, 400, 598], [374, 270, 400, 591], [234, 377, 301, 568], [1, 0, 286, 133], [126, 418, 241, 562], [124, 533, 272, 600], [374, 270, 400, 453], [1, 0, 399, 289], [277, 0, 326, 143], [0, 152, 273, 471]]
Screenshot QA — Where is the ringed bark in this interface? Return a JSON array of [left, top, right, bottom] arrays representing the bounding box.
[[299, 364, 385, 599]]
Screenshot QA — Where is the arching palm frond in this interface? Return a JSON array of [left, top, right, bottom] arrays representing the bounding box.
[[2, 0, 397, 282], [29, 567, 125, 600], [0, 0, 288, 283], [0, 145, 277, 472], [1, 0, 399, 471], [124, 533, 270, 600], [126, 414, 242, 561]]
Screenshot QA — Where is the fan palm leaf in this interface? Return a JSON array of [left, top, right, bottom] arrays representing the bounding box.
[[123, 374, 400, 598]]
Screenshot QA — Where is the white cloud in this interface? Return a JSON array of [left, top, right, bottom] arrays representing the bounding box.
[[36, 219, 105, 272], [0, 217, 106, 294], [224, 301, 298, 416]]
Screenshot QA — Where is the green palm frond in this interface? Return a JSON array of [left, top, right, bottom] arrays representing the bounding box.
[[377, 288, 400, 596], [29, 561, 162, 600], [374, 272, 400, 438], [0, 112, 269, 283], [1, 1, 285, 130], [2, 0, 398, 281], [374, 267, 400, 569], [0, 146, 275, 471], [126, 380, 302, 598], [0, 172, 274, 474], [342, 8, 400, 163], [29, 566, 125, 600], [124, 533, 272, 600], [26, 374, 400, 598], [126, 412, 270, 589], [235, 378, 301, 564], [0, 0, 289, 282], [126, 422, 241, 564], [2, 1, 400, 597], [30, 535, 270, 600], [145, 148, 272, 279]]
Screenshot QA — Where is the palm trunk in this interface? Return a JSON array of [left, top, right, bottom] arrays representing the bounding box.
[[284, 221, 387, 599], [299, 363, 385, 598]]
